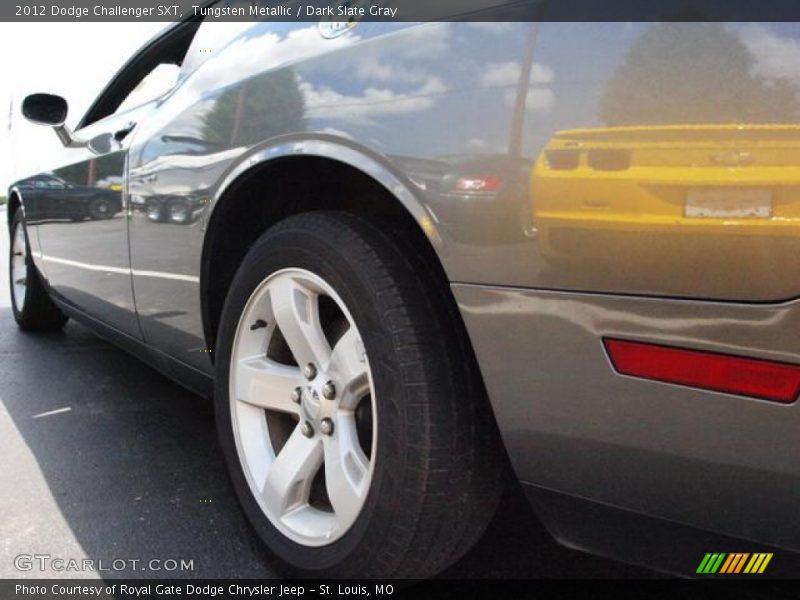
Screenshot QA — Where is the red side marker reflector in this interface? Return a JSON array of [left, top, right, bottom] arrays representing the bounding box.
[[454, 176, 502, 191], [603, 338, 800, 404]]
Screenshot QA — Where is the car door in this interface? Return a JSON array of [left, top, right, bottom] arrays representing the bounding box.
[[34, 108, 145, 338], [34, 22, 199, 339]]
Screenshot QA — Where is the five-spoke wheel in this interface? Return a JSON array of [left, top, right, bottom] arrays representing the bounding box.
[[230, 269, 375, 546]]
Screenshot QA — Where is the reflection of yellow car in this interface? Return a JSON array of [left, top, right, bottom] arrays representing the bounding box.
[[532, 125, 800, 284]]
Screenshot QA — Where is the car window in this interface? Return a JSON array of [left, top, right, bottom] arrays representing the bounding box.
[[78, 20, 201, 129], [36, 177, 67, 189], [180, 20, 253, 78]]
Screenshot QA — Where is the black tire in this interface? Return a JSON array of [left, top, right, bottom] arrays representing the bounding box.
[[9, 212, 68, 331], [214, 211, 508, 578], [88, 197, 112, 220]]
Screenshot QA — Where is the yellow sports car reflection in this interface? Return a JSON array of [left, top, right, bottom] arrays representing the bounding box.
[[531, 124, 800, 294]]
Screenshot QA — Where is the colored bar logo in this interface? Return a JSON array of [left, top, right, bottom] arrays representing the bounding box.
[[696, 553, 773, 574]]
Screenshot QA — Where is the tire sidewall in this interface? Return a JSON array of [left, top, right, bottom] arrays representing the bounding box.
[[214, 224, 407, 576]]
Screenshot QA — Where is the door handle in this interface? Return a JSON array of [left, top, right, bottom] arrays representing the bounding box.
[[114, 121, 137, 142]]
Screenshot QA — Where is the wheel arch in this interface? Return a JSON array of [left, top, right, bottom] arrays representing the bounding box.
[[200, 137, 447, 359]]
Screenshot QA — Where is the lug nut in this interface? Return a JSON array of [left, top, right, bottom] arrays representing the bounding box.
[[303, 363, 317, 380], [290, 387, 302, 404], [320, 418, 334, 436], [300, 421, 314, 438], [322, 381, 336, 400]]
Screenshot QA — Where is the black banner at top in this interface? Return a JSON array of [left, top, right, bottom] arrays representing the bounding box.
[[6, 0, 800, 23]]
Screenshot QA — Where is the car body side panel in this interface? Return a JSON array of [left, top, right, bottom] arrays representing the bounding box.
[[122, 20, 800, 370], [516, 22, 800, 302], [121, 20, 800, 551], [127, 21, 534, 371], [453, 282, 800, 550], [16, 102, 158, 339], [447, 22, 800, 302]]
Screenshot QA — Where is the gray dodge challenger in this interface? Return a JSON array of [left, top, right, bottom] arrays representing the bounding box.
[[8, 8, 800, 578]]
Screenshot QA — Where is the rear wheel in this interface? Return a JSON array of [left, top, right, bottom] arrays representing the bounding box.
[[214, 211, 507, 578], [9, 212, 68, 331]]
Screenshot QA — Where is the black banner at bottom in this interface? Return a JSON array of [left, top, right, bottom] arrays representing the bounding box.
[[3, 579, 800, 600]]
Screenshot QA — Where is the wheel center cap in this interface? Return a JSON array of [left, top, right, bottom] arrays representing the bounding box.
[[301, 386, 321, 421]]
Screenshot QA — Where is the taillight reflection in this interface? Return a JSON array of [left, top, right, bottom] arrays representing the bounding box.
[[545, 149, 580, 170], [454, 176, 502, 191]]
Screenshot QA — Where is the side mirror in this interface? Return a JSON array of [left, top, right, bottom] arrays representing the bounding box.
[[22, 93, 68, 126], [21, 93, 82, 148]]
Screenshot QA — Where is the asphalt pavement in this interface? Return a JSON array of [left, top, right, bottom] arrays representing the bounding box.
[[0, 205, 654, 579]]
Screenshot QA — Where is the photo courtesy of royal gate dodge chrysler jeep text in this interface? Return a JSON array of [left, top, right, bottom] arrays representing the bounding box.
[[8, 4, 800, 578]]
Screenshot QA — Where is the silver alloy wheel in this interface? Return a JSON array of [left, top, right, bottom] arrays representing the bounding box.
[[11, 221, 27, 312], [229, 268, 377, 547]]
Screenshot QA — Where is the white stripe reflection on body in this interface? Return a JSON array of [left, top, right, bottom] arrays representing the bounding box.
[[40, 255, 199, 283], [32, 407, 72, 419]]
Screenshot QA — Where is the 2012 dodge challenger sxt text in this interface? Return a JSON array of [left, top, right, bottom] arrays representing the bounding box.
[[8, 10, 800, 578]]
